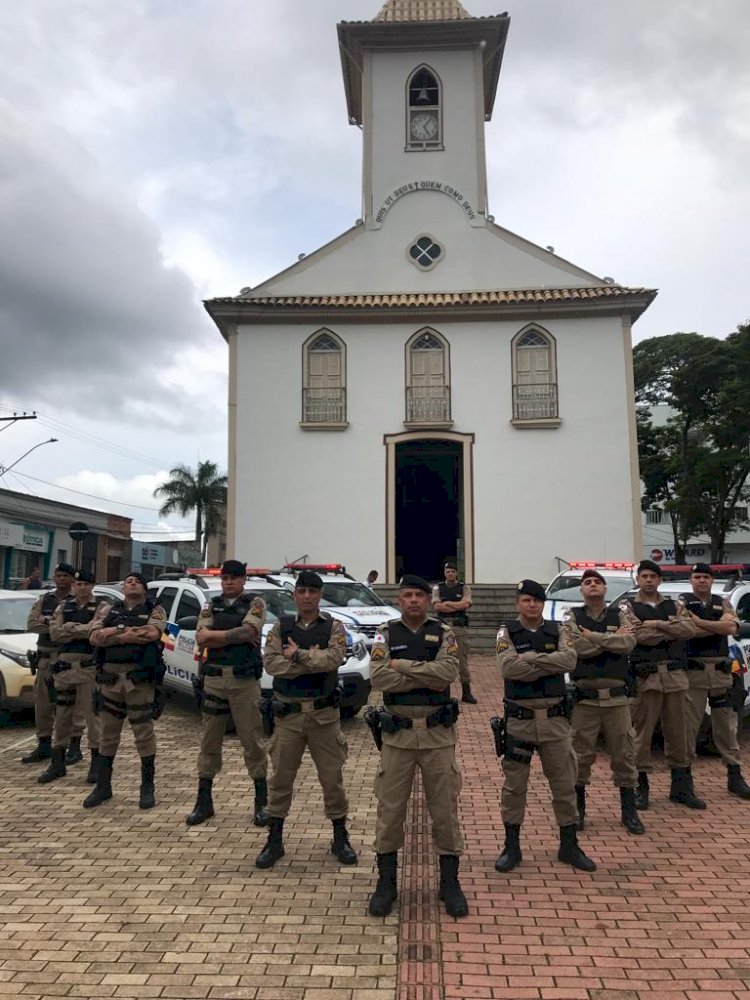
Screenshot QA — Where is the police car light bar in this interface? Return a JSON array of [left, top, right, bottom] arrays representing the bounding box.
[[187, 567, 272, 576], [283, 563, 346, 573], [568, 561, 634, 570]]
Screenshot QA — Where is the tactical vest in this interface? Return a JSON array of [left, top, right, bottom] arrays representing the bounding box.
[[503, 620, 567, 701], [437, 582, 469, 627], [101, 600, 163, 669], [205, 594, 262, 677], [59, 596, 103, 655], [37, 591, 64, 652], [570, 606, 630, 682], [627, 597, 685, 666], [384, 618, 451, 706], [272, 614, 338, 699], [683, 593, 729, 659]]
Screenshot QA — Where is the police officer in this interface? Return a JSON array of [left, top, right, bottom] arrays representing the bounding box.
[[38, 570, 106, 786], [682, 563, 750, 799], [255, 570, 357, 869], [563, 569, 644, 834], [186, 559, 269, 827], [368, 575, 467, 919], [21, 563, 86, 765], [495, 579, 596, 873], [623, 559, 703, 810], [85, 573, 166, 810], [432, 561, 476, 704]]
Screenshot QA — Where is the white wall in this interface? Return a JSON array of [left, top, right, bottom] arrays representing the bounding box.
[[232, 312, 636, 582]]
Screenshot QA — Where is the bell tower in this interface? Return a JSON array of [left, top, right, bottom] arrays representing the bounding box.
[[338, 1, 510, 228]]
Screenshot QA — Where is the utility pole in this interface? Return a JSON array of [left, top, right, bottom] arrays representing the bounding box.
[[0, 411, 38, 431]]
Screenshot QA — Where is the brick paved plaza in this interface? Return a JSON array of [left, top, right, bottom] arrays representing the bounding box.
[[2, 655, 750, 1000]]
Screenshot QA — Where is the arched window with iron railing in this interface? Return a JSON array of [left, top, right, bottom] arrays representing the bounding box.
[[405, 328, 451, 424], [302, 330, 347, 426], [511, 325, 559, 422]]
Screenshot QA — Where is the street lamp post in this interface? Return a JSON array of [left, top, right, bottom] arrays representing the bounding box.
[[0, 438, 58, 475]]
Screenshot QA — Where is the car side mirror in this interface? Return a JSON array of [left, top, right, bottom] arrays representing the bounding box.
[[177, 616, 198, 630], [737, 621, 750, 639]]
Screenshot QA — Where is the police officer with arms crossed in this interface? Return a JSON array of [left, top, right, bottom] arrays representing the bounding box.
[[563, 569, 644, 834], [368, 574, 467, 919], [623, 559, 704, 810], [255, 570, 358, 869], [85, 572, 166, 810], [495, 579, 596, 873], [21, 563, 86, 765], [38, 570, 105, 787], [186, 560, 270, 827], [682, 563, 750, 800], [432, 561, 477, 704]]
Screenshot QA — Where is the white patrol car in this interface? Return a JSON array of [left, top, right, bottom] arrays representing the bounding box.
[[147, 570, 371, 717], [0, 590, 39, 711], [545, 563, 637, 623], [267, 564, 400, 647]]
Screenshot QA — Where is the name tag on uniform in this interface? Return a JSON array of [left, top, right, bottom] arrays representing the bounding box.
[[425, 634, 441, 642], [391, 644, 409, 652], [545, 643, 556, 650]]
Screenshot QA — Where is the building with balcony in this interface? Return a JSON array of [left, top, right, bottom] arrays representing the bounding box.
[[205, 0, 655, 583]]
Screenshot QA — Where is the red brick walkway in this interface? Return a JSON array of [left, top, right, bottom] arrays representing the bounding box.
[[398, 654, 750, 1000]]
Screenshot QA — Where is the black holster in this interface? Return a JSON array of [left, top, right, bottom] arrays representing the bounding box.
[[259, 696, 275, 738], [364, 706, 383, 751], [27, 649, 39, 675], [152, 687, 168, 721], [490, 715, 506, 758], [192, 672, 205, 709]]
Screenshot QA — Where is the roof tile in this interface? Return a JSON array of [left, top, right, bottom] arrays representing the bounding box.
[[372, 0, 474, 23]]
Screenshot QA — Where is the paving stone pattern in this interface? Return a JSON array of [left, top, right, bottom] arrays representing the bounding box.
[[2, 657, 750, 1000]]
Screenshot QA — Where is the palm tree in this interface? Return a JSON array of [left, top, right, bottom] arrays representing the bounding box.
[[153, 461, 228, 560]]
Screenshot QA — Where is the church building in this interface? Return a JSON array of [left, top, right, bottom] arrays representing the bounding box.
[[205, 0, 656, 583]]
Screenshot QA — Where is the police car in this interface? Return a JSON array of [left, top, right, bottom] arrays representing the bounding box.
[[0, 590, 39, 711], [267, 564, 400, 646], [146, 570, 371, 717], [544, 563, 637, 623]]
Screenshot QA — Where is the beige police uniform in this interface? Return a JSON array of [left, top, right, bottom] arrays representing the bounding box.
[[88, 600, 166, 759], [622, 596, 695, 772], [263, 615, 349, 820], [683, 594, 741, 767], [49, 597, 103, 753], [431, 584, 472, 685], [370, 618, 462, 855], [195, 595, 267, 780], [26, 591, 85, 743], [496, 621, 579, 827], [564, 604, 638, 788]]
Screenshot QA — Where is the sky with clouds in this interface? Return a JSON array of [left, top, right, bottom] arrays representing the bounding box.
[[1, 0, 748, 537]]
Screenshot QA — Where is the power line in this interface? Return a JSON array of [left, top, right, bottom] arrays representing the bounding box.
[[8, 470, 163, 511]]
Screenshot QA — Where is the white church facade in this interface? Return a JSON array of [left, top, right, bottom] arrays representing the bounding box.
[[206, 0, 655, 584]]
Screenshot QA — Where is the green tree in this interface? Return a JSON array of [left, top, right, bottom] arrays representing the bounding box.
[[634, 327, 750, 562], [153, 461, 227, 560]]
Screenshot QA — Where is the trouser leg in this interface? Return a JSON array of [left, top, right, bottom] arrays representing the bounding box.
[[71, 679, 86, 739], [196, 676, 230, 778], [420, 746, 463, 855], [307, 718, 349, 820], [126, 684, 156, 758], [34, 662, 56, 739], [78, 674, 99, 750], [661, 689, 689, 769], [501, 756, 532, 826], [602, 705, 638, 787], [684, 685, 708, 765], [374, 743, 417, 854], [266, 720, 307, 818], [710, 692, 741, 767], [455, 628, 471, 684], [538, 735, 580, 828], [229, 677, 267, 781], [571, 702, 600, 785], [52, 683, 76, 750], [98, 683, 127, 758], [633, 688, 663, 772]]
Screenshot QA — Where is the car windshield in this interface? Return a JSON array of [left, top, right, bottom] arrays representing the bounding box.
[[547, 573, 634, 603], [0, 596, 37, 633], [247, 589, 297, 620], [320, 582, 386, 607]]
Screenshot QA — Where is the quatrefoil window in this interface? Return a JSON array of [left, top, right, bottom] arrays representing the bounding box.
[[407, 235, 444, 271]]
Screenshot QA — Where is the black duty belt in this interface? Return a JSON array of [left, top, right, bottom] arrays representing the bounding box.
[[203, 664, 257, 678], [379, 702, 458, 732], [505, 700, 566, 721], [687, 658, 731, 674], [271, 692, 338, 716], [632, 660, 684, 676], [575, 685, 629, 701]]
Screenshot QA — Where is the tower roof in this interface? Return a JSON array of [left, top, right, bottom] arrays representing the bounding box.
[[372, 0, 474, 22]]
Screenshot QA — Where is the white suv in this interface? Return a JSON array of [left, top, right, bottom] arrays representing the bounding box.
[[544, 563, 637, 622], [0, 590, 38, 712], [147, 573, 371, 717]]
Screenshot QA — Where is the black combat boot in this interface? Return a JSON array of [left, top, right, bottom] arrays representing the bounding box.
[[461, 682, 478, 705], [21, 736, 52, 764], [369, 852, 398, 916], [558, 824, 597, 871], [139, 755, 156, 810], [575, 784, 586, 831], [727, 764, 750, 800], [438, 854, 469, 917], [253, 778, 270, 826], [255, 817, 285, 869], [619, 786, 645, 835], [331, 818, 358, 865], [186, 778, 215, 826], [634, 771, 649, 810], [669, 767, 706, 810], [37, 746, 67, 784], [86, 750, 99, 785], [83, 755, 114, 808], [494, 823, 522, 872], [65, 735, 83, 765]]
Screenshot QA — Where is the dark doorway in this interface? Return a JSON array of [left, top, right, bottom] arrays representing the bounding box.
[[395, 439, 462, 581]]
